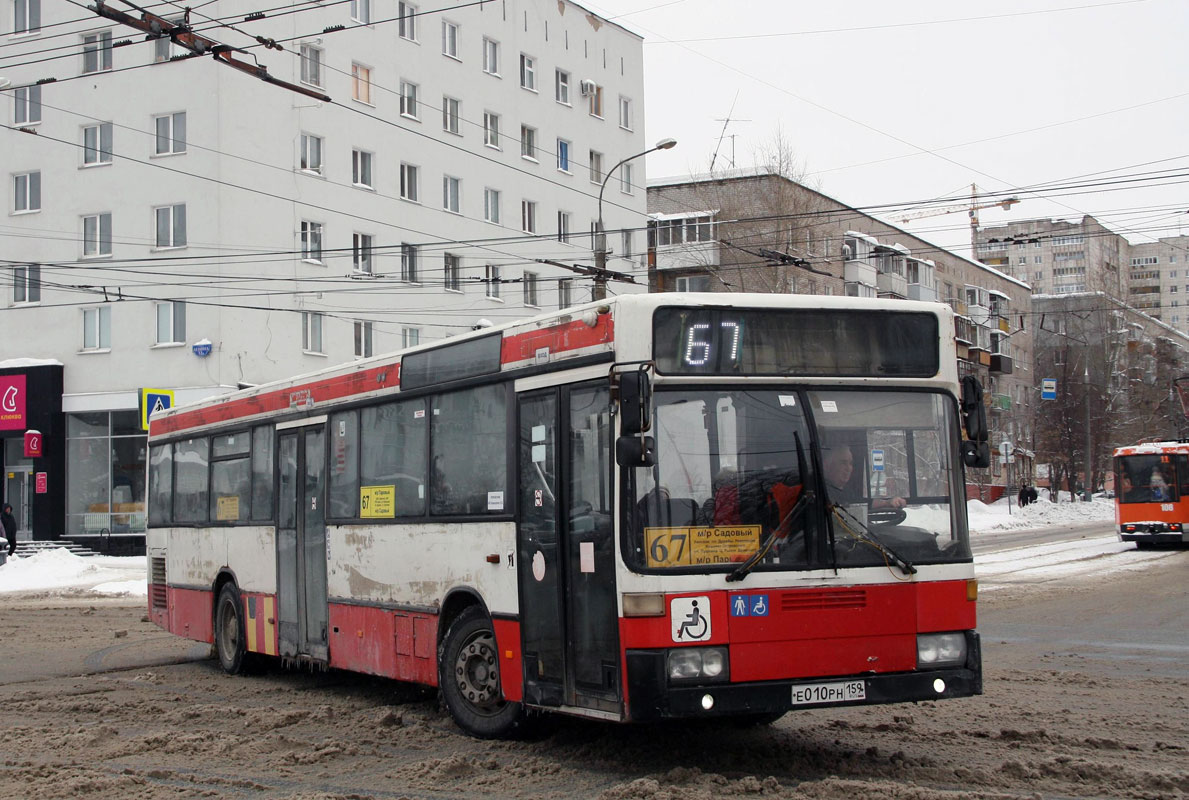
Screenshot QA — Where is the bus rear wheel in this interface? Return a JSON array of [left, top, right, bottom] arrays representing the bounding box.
[[439, 606, 525, 739], [214, 583, 255, 675]]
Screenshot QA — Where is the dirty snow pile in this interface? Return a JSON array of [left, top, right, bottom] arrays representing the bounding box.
[[967, 495, 1114, 534], [0, 548, 146, 596]]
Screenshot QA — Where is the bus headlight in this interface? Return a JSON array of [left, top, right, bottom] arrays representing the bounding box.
[[667, 647, 729, 683], [917, 633, 967, 668]]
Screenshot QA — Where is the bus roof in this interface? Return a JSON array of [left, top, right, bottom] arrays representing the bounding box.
[[1113, 441, 1189, 457], [149, 293, 954, 439]]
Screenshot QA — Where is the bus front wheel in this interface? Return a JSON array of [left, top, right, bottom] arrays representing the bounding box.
[[438, 606, 525, 738], [214, 583, 254, 675]]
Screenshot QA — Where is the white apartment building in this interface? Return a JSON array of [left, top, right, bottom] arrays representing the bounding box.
[[1, 0, 647, 547], [1126, 234, 1189, 332]]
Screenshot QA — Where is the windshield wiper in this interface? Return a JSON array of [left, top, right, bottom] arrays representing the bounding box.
[[728, 432, 810, 583], [829, 504, 917, 576]]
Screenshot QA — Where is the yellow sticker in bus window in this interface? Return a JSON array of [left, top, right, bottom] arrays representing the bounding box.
[[216, 496, 239, 521], [360, 485, 396, 518], [644, 525, 761, 567]]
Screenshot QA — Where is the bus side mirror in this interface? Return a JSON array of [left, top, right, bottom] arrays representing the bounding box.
[[960, 375, 988, 443], [619, 370, 652, 435], [616, 436, 656, 467], [962, 440, 991, 469]]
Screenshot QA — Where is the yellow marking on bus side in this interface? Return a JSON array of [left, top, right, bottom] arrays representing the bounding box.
[[245, 597, 258, 652], [264, 597, 277, 656]]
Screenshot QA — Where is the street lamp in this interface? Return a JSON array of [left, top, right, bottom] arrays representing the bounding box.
[[593, 137, 676, 300]]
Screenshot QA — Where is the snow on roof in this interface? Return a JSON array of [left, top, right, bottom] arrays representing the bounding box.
[[0, 358, 63, 369], [844, 230, 880, 246]]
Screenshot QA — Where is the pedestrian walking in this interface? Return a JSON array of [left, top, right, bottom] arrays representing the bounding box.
[[2, 503, 17, 557]]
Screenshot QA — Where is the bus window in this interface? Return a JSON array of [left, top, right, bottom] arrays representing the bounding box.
[[1117, 455, 1177, 503], [250, 426, 274, 521], [362, 398, 427, 517], [148, 444, 172, 525], [329, 411, 360, 518], [1175, 455, 1189, 499], [431, 384, 508, 516], [174, 437, 210, 523], [210, 432, 252, 522]]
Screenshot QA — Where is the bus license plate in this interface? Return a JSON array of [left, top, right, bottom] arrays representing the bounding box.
[[791, 679, 866, 705]]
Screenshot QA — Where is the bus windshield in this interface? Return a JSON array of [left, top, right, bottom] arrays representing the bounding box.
[[1116, 454, 1187, 503], [623, 388, 970, 572]]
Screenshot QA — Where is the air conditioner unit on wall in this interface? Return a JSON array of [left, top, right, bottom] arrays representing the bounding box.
[[579, 79, 596, 96]]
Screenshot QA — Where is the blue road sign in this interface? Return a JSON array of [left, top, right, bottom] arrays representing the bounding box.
[[1041, 378, 1057, 400]]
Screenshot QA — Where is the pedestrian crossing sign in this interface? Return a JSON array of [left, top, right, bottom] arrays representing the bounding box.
[[140, 388, 175, 431]]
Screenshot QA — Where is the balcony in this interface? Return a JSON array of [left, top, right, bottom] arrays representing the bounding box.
[[991, 393, 1012, 411], [907, 283, 938, 302], [990, 354, 1014, 374], [844, 259, 877, 286], [876, 271, 908, 299], [652, 240, 720, 272]]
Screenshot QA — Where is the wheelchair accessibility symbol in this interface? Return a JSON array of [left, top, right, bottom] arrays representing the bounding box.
[[671, 595, 712, 642]]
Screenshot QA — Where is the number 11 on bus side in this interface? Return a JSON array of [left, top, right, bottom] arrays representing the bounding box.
[[145, 294, 983, 738]]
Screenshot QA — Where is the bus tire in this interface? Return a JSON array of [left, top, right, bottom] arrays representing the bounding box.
[[214, 583, 255, 675], [438, 606, 525, 739]]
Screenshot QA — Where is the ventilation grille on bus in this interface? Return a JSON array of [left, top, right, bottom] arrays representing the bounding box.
[[149, 557, 167, 611], [780, 589, 867, 612]]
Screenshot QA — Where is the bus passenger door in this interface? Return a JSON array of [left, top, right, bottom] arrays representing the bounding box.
[[276, 424, 329, 662], [517, 384, 620, 713]]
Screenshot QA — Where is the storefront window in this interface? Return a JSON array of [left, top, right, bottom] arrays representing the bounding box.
[[65, 411, 148, 536]]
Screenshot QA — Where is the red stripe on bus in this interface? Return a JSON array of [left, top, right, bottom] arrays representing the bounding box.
[[154, 315, 613, 436], [491, 618, 523, 704], [500, 313, 614, 363], [327, 603, 438, 685], [153, 363, 402, 436], [167, 586, 214, 644]]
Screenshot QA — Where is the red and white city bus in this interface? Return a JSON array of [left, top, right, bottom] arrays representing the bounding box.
[[1113, 440, 1189, 548], [146, 293, 986, 737]]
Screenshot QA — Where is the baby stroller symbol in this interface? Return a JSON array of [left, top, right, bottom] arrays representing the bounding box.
[[670, 595, 712, 642]]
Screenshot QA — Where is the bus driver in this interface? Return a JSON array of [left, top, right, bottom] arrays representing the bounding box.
[[821, 444, 906, 510]]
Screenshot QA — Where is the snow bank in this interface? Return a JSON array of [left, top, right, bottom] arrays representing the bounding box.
[[0, 548, 147, 596], [968, 495, 1114, 534]]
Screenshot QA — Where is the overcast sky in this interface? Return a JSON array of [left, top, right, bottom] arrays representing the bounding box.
[[586, 0, 1188, 256]]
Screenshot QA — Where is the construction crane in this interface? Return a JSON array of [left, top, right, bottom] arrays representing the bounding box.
[[894, 184, 1020, 252]]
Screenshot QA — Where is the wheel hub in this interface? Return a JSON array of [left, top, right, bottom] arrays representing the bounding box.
[[455, 633, 500, 708]]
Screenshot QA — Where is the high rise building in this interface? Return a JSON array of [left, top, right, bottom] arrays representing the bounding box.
[[1, 0, 647, 547]]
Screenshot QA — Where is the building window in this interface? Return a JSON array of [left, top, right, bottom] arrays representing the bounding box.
[[82, 31, 112, 74], [14, 0, 40, 34], [443, 175, 460, 213], [520, 124, 537, 159], [300, 133, 323, 173], [520, 53, 536, 90], [350, 0, 370, 24], [484, 187, 500, 223], [83, 306, 112, 350], [622, 230, 632, 260], [676, 276, 710, 293], [397, 2, 417, 40], [351, 63, 372, 103], [589, 150, 603, 184], [482, 37, 499, 75], [555, 69, 570, 104], [402, 327, 420, 348], [588, 83, 604, 117], [557, 210, 570, 242], [521, 200, 536, 233], [620, 163, 633, 194], [299, 44, 322, 87], [485, 264, 501, 299], [441, 19, 459, 58], [302, 311, 324, 353], [558, 278, 573, 309], [83, 212, 112, 257], [153, 18, 183, 62], [153, 111, 186, 156], [154, 204, 186, 248], [301, 220, 323, 262], [352, 232, 374, 273], [14, 85, 42, 125], [444, 252, 461, 291], [442, 96, 460, 134], [523, 271, 539, 306], [13, 265, 40, 303], [400, 162, 419, 201], [618, 96, 632, 130], [483, 111, 500, 148], [13, 171, 39, 213], [400, 80, 419, 119], [352, 149, 373, 188], [556, 138, 570, 172], [155, 301, 186, 345], [83, 122, 112, 165], [401, 243, 418, 282], [354, 320, 373, 357]]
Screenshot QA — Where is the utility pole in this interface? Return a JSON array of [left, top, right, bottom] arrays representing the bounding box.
[[1084, 361, 1093, 500]]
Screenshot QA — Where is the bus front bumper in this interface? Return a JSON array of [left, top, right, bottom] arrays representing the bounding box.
[[625, 633, 982, 722]]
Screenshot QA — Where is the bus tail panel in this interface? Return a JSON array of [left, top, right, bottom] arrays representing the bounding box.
[[168, 586, 214, 644]]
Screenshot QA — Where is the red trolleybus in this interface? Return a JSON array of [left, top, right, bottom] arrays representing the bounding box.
[[1113, 440, 1189, 548], [146, 293, 987, 737]]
